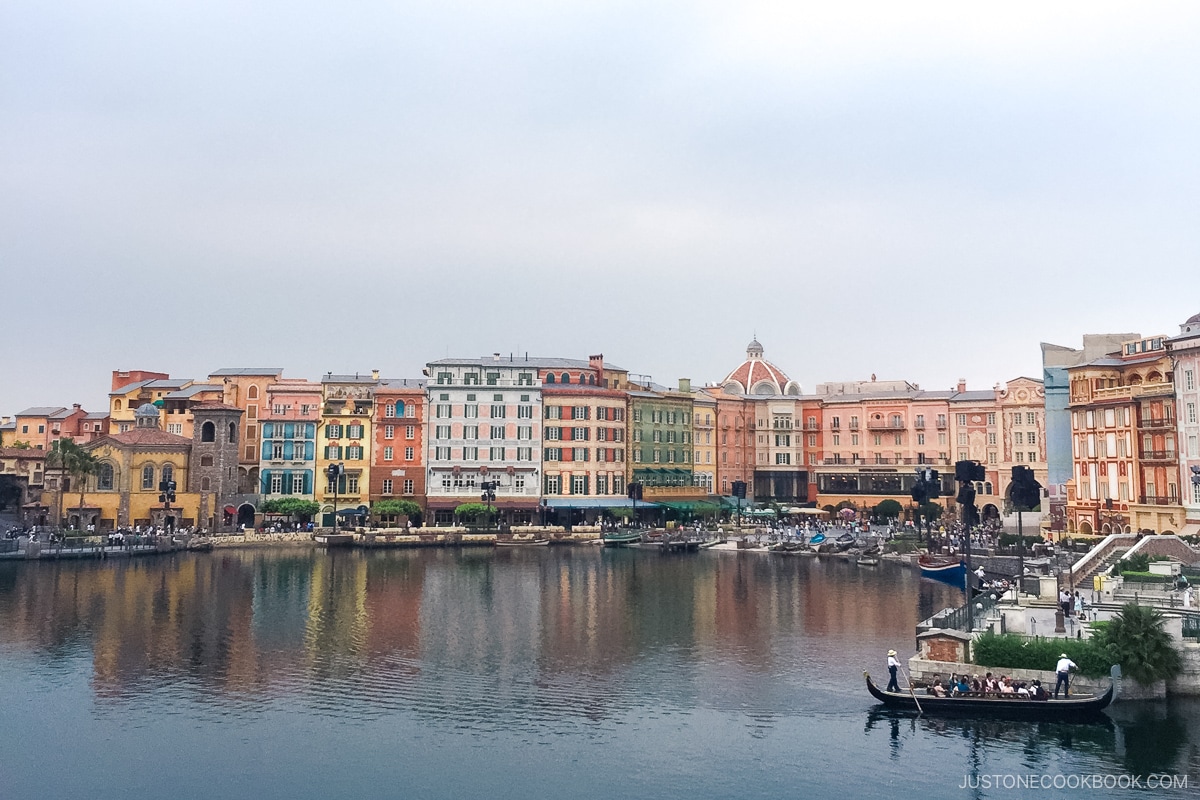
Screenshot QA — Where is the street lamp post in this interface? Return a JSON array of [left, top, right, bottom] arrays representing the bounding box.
[[327, 462, 344, 529], [481, 480, 498, 528]]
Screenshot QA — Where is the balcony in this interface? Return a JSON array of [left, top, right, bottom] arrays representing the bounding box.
[[1087, 382, 1175, 403], [935, 420, 947, 429], [848, 422, 860, 431], [866, 421, 905, 431], [804, 422, 820, 431], [1137, 495, 1178, 506], [1138, 417, 1175, 429], [1139, 450, 1178, 462], [914, 422, 926, 430]]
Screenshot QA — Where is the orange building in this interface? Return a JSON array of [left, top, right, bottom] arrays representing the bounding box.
[[370, 379, 427, 511], [1065, 335, 1183, 535]]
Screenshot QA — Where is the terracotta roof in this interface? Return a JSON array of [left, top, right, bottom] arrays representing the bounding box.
[[720, 340, 800, 396], [0, 447, 46, 459], [107, 429, 193, 448]]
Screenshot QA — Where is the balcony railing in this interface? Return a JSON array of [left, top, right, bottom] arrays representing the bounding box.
[[866, 421, 905, 431], [1139, 450, 1178, 461], [1137, 495, 1179, 506], [821, 456, 950, 467], [804, 423, 819, 431], [1138, 417, 1175, 429], [1081, 382, 1176, 404], [936, 420, 947, 429]]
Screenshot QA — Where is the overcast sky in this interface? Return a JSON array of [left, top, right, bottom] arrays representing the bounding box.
[[3, 1, 1198, 415]]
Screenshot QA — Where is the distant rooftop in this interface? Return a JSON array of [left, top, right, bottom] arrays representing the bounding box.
[[209, 368, 284, 377], [16, 407, 67, 417], [427, 355, 626, 371]]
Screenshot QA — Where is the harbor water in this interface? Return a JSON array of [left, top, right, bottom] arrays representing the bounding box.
[[0, 546, 1196, 799]]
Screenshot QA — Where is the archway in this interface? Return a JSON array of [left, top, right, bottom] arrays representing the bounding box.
[[1079, 520, 1093, 536], [237, 503, 256, 529], [982, 503, 1000, 521]]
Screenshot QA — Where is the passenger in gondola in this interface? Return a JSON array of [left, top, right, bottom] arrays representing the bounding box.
[[1030, 680, 1048, 701], [971, 675, 982, 693], [954, 675, 970, 696], [930, 678, 947, 697]]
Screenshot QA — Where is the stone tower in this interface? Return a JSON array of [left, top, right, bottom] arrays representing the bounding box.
[[190, 403, 243, 531]]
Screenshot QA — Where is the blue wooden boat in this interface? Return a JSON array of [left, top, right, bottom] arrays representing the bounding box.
[[919, 555, 966, 587], [808, 532, 827, 545]]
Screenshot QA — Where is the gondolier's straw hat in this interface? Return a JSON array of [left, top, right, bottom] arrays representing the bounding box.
[[888, 649, 896, 656], [1060, 653, 1068, 658]]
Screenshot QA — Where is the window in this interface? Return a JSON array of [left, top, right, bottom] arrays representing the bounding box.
[[1186, 370, 1195, 391], [346, 445, 362, 460], [545, 475, 562, 494], [572, 406, 588, 420], [293, 474, 305, 493], [546, 427, 561, 441], [518, 373, 533, 386], [518, 405, 533, 419], [491, 405, 506, 418], [97, 463, 114, 491], [1189, 403, 1197, 424], [405, 447, 414, 460], [490, 447, 505, 461], [544, 448, 561, 461], [382, 479, 393, 494], [463, 373, 479, 385], [300, 404, 313, 415], [403, 479, 414, 494], [516, 447, 532, 461], [486, 372, 500, 386], [273, 442, 285, 459], [327, 424, 343, 439], [957, 433, 968, 446], [347, 424, 364, 439], [775, 453, 791, 465], [385, 403, 395, 417], [1028, 432, 1037, 445], [491, 425, 505, 439], [463, 447, 478, 460], [597, 475, 609, 495], [573, 448, 589, 461], [271, 473, 283, 494], [917, 433, 925, 445], [435, 446, 451, 460], [1026, 412, 1036, 426], [1014, 432, 1023, 445], [436, 425, 451, 439], [957, 414, 967, 425], [347, 476, 359, 494], [406, 426, 415, 439], [142, 464, 155, 489], [465, 405, 479, 418], [573, 427, 589, 441], [325, 445, 342, 459], [571, 475, 588, 495], [385, 425, 394, 439], [463, 425, 478, 440], [384, 446, 393, 460], [518, 426, 532, 440]]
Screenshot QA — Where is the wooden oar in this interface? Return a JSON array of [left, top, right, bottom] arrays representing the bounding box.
[[899, 661, 924, 716]]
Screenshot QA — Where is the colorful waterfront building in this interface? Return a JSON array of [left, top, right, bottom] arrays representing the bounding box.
[[691, 389, 717, 493], [67, 402, 242, 531], [108, 371, 191, 431], [627, 380, 696, 504], [315, 373, 377, 527], [540, 356, 630, 524], [715, 340, 808, 504], [257, 379, 322, 521], [5, 404, 107, 450], [370, 379, 427, 514], [424, 355, 544, 526], [207, 368, 286, 494], [1167, 312, 1200, 538], [1065, 335, 1183, 535]]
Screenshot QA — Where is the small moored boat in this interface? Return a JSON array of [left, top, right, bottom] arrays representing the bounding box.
[[856, 557, 879, 567], [601, 530, 643, 547], [496, 538, 550, 546], [918, 554, 967, 586]]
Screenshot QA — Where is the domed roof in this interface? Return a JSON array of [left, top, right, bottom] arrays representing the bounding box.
[[1186, 311, 1200, 326], [720, 339, 801, 396], [134, 403, 160, 418]]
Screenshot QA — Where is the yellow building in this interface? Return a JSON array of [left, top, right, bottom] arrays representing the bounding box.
[[315, 374, 377, 527], [692, 389, 717, 493]]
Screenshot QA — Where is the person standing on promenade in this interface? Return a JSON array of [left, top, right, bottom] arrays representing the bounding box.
[[1054, 653, 1077, 698], [886, 649, 901, 692]]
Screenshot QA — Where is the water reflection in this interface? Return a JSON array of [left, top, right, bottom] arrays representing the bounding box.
[[1, 546, 1197, 788]]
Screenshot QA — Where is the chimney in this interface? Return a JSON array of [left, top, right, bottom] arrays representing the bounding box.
[[589, 354, 605, 386], [956, 378, 967, 393], [371, 369, 380, 381], [678, 378, 691, 393], [493, 353, 501, 362]]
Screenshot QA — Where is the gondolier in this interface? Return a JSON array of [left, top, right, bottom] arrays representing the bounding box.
[[1054, 653, 1077, 698], [886, 649, 900, 693]]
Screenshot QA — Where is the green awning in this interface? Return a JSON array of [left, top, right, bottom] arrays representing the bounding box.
[[659, 501, 721, 513]]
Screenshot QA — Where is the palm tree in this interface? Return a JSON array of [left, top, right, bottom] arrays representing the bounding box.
[[1101, 603, 1183, 685], [70, 449, 100, 532]]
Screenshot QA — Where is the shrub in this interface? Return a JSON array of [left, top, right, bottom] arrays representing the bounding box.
[[1118, 570, 1172, 583], [997, 533, 1041, 548], [971, 631, 1112, 679]]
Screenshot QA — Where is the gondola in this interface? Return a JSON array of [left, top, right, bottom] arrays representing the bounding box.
[[833, 532, 857, 551], [495, 538, 550, 546], [863, 672, 1113, 719]]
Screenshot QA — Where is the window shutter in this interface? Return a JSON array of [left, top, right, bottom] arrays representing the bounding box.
[[260, 470, 271, 494], [283, 441, 294, 460], [261, 441, 271, 460], [284, 423, 295, 439], [282, 470, 292, 494]]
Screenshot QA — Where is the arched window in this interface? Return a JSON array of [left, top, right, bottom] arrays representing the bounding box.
[[98, 463, 114, 491], [228, 423, 238, 443], [545, 374, 555, 384], [162, 464, 174, 486], [201, 421, 215, 442], [561, 372, 570, 384], [396, 402, 406, 418], [385, 403, 395, 418], [142, 464, 155, 490], [115, 399, 123, 410], [247, 386, 259, 400]]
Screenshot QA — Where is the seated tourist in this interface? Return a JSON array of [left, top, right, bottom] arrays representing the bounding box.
[[999, 677, 1015, 694], [1015, 682, 1031, 697], [970, 676, 982, 692], [930, 679, 947, 697], [1030, 680, 1048, 700], [955, 675, 971, 695]]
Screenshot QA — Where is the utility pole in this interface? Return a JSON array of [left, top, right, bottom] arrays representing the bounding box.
[[327, 462, 344, 529]]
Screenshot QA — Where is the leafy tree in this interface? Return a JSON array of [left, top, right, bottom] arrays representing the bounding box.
[[372, 499, 422, 527], [455, 502, 496, 525], [6, 440, 33, 450], [1097, 603, 1183, 686], [260, 497, 319, 520], [918, 502, 943, 522], [47, 438, 89, 528], [71, 449, 100, 531], [874, 499, 903, 520]]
